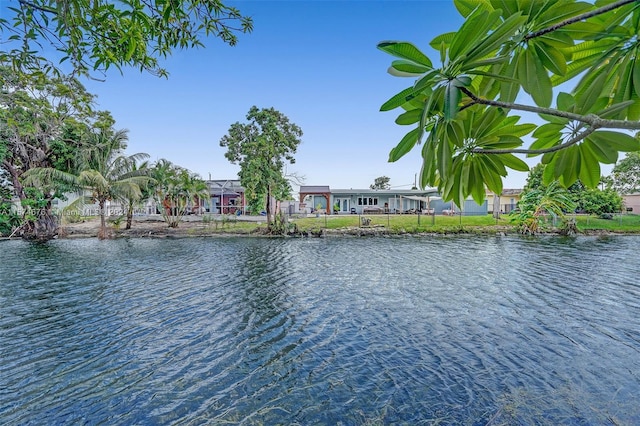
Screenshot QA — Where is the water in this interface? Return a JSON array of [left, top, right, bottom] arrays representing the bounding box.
[[1, 235, 639, 425]]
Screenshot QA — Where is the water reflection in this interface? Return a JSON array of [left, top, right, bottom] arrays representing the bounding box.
[[1, 236, 639, 424]]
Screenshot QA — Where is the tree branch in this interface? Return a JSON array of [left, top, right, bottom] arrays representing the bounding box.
[[459, 87, 640, 131], [524, 0, 638, 41], [17, 0, 57, 15], [473, 126, 597, 155]]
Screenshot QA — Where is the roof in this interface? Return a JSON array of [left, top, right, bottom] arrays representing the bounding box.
[[404, 195, 441, 202], [502, 188, 523, 196], [206, 180, 244, 195], [299, 185, 331, 193], [486, 188, 523, 196], [330, 188, 440, 196]]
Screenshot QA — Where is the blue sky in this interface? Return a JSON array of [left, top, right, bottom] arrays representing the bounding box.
[[80, 0, 536, 191]]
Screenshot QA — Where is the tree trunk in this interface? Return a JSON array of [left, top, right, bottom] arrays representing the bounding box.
[[493, 193, 501, 220], [266, 185, 272, 228], [98, 199, 108, 239], [4, 162, 59, 241], [126, 204, 133, 229], [21, 200, 58, 242]]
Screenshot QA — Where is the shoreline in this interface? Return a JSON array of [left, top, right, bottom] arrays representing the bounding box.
[[2, 217, 637, 240]]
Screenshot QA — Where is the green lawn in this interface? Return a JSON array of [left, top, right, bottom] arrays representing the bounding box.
[[291, 213, 511, 234], [574, 214, 640, 232], [183, 213, 640, 235], [291, 213, 640, 234]]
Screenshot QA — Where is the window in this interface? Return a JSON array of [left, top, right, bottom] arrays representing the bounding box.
[[358, 197, 379, 206]]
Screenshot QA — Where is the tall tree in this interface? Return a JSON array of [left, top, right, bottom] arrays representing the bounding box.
[[370, 176, 391, 190], [77, 129, 152, 237], [220, 106, 303, 229], [24, 128, 153, 238], [0, 0, 253, 79], [0, 66, 107, 239], [608, 151, 640, 194], [379, 0, 640, 208]]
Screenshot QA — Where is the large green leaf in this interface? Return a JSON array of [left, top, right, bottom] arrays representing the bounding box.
[[421, 131, 438, 186], [542, 157, 557, 185], [377, 41, 433, 68], [437, 131, 452, 177], [464, 12, 526, 65], [528, 135, 561, 154], [446, 120, 465, 148], [477, 156, 503, 196], [538, 113, 570, 125], [499, 153, 529, 171], [449, 8, 494, 60], [469, 160, 487, 206], [482, 135, 524, 149], [628, 92, 640, 121], [489, 0, 518, 16], [552, 149, 570, 181], [460, 158, 472, 199], [538, 1, 594, 28], [390, 60, 432, 75], [529, 48, 553, 107], [562, 21, 609, 41], [470, 107, 500, 138], [463, 55, 511, 69], [578, 143, 601, 188], [395, 109, 422, 125], [583, 138, 618, 164], [560, 145, 580, 187], [444, 83, 461, 120], [443, 157, 465, 207], [556, 92, 575, 111], [493, 121, 536, 139], [500, 55, 521, 103], [575, 67, 608, 112], [539, 32, 574, 49], [633, 57, 640, 99], [389, 127, 421, 162], [533, 41, 567, 76], [589, 131, 640, 152], [596, 100, 636, 118], [482, 154, 508, 176], [454, 0, 493, 17], [413, 69, 442, 92], [380, 86, 425, 111], [429, 32, 456, 51], [532, 122, 564, 138]]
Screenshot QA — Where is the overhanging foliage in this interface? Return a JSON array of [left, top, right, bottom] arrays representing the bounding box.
[[379, 0, 640, 207]]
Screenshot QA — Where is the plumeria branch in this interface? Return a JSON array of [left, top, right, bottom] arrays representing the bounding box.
[[524, 0, 638, 41], [459, 87, 640, 131], [473, 127, 597, 155]]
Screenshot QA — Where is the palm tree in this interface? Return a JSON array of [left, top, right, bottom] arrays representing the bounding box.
[[150, 159, 209, 228], [514, 181, 576, 235], [116, 158, 152, 229], [24, 128, 153, 239], [77, 129, 153, 238]]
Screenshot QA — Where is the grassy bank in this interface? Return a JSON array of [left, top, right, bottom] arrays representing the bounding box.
[[49, 213, 640, 239], [290, 213, 640, 235], [291, 214, 505, 234]]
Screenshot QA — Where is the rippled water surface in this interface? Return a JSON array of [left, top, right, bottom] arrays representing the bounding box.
[[2, 235, 640, 424]]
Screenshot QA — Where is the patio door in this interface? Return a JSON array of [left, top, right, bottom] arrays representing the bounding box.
[[335, 198, 350, 213]]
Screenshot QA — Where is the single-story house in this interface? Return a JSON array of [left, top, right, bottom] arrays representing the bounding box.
[[298, 186, 488, 216], [622, 193, 640, 213], [486, 189, 523, 214], [205, 180, 245, 214]]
